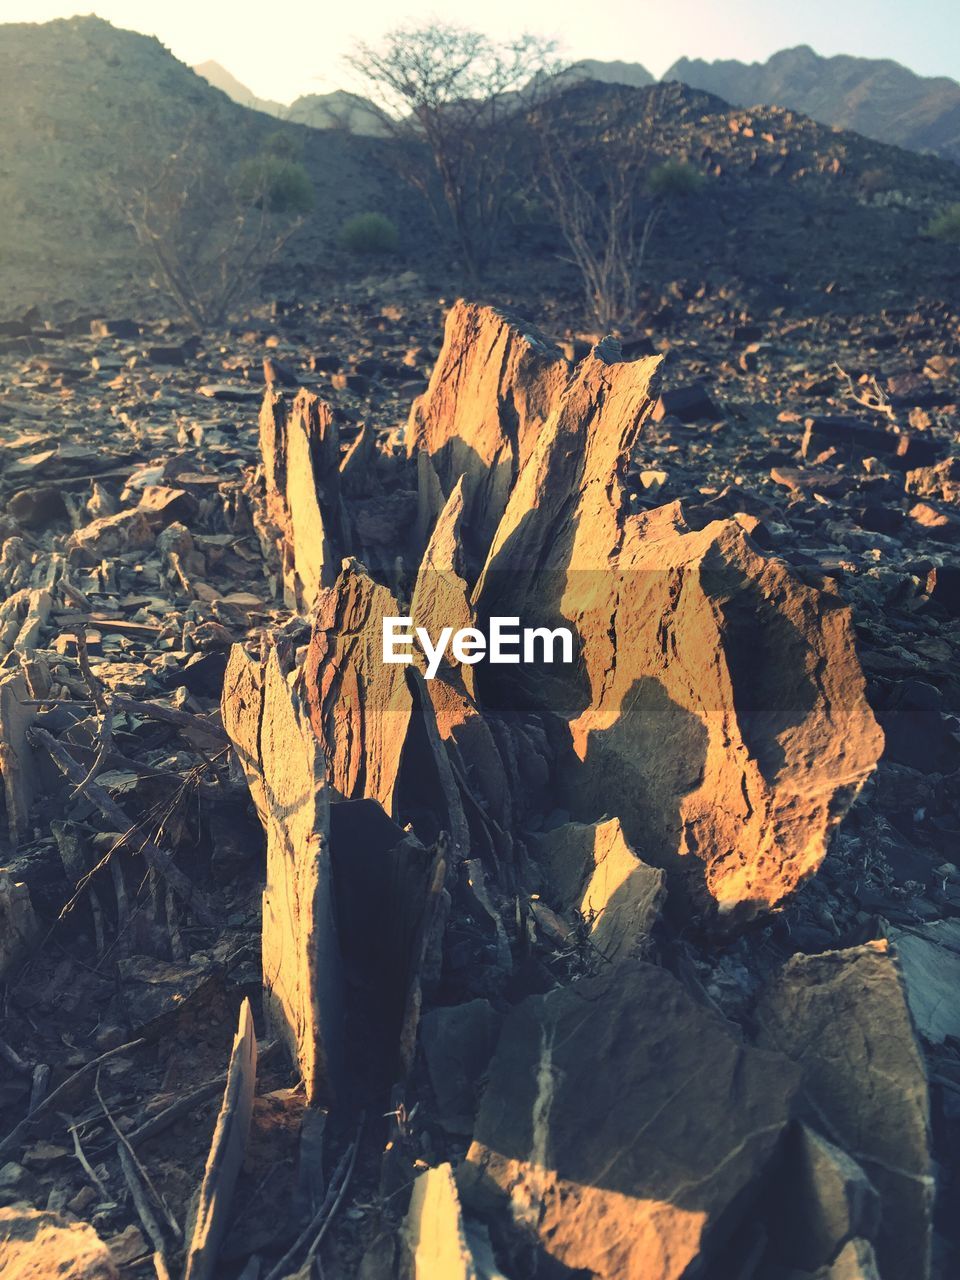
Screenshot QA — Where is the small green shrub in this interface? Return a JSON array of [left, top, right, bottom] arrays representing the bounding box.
[[646, 161, 704, 200], [927, 204, 960, 244], [232, 154, 314, 214], [339, 212, 400, 256]]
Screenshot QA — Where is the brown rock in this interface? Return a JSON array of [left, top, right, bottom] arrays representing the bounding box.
[[460, 961, 799, 1280], [303, 563, 412, 812], [66, 508, 154, 561], [222, 647, 343, 1104], [404, 1163, 480, 1280], [258, 388, 342, 609], [755, 943, 932, 1280]]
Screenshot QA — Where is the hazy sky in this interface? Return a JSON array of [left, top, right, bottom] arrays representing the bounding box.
[[2, 0, 958, 104]]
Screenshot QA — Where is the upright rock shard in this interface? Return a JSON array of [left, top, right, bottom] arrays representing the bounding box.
[[258, 387, 342, 609], [407, 300, 570, 557], [222, 647, 343, 1104]]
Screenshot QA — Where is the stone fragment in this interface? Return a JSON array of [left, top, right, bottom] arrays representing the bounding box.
[[907, 457, 960, 505], [66, 509, 154, 561], [531, 818, 665, 960], [404, 1163, 479, 1280], [196, 383, 262, 403], [0, 1203, 119, 1278], [145, 344, 185, 365], [419, 1000, 502, 1134], [801, 416, 938, 467], [820, 1238, 882, 1279], [0, 871, 38, 979], [924, 564, 960, 615], [258, 388, 342, 609], [766, 1123, 880, 1273], [756, 943, 932, 1280], [183, 1000, 257, 1280], [222, 647, 343, 1104], [407, 300, 569, 557], [0, 672, 37, 849], [89, 317, 139, 339], [461, 961, 799, 1280]]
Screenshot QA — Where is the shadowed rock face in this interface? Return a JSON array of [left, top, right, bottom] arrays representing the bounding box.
[[756, 943, 933, 1280], [460, 961, 801, 1280]]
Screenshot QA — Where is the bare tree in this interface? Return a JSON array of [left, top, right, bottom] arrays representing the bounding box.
[[533, 88, 704, 330], [347, 23, 559, 279], [115, 112, 314, 328]]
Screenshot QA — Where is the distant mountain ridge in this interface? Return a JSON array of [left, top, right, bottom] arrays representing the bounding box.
[[194, 61, 389, 135], [663, 46, 960, 164], [197, 46, 960, 165]]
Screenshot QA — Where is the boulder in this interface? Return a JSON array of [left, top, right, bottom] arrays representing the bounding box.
[[475, 339, 882, 914], [461, 961, 800, 1280], [756, 943, 932, 1280]]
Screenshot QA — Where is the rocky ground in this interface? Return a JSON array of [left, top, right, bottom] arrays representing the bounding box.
[[0, 272, 958, 1280]]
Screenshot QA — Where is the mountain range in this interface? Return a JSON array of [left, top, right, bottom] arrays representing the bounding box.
[[195, 44, 960, 163]]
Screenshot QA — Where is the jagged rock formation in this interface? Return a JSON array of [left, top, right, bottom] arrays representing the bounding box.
[[216, 299, 921, 1279]]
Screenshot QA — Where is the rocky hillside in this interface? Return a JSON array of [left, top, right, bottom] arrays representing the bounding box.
[[2, 19, 960, 320], [665, 45, 960, 164], [0, 17, 400, 314]]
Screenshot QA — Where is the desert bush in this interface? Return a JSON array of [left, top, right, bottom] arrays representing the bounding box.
[[646, 160, 704, 199], [339, 212, 400, 255], [347, 23, 558, 279], [927, 204, 960, 243], [534, 89, 707, 330], [113, 108, 314, 328], [232, 154, 314, 214]]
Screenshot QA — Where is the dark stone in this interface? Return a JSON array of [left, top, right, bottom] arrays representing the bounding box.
[[89, 318, 141, 339], [420, 999, 502, 1134], [146, 344, 186, 366], [652, 382, 720, 422], [802, 417, 941, 469], [925, 565, 960, 616], [263, 355, 298, 386]]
